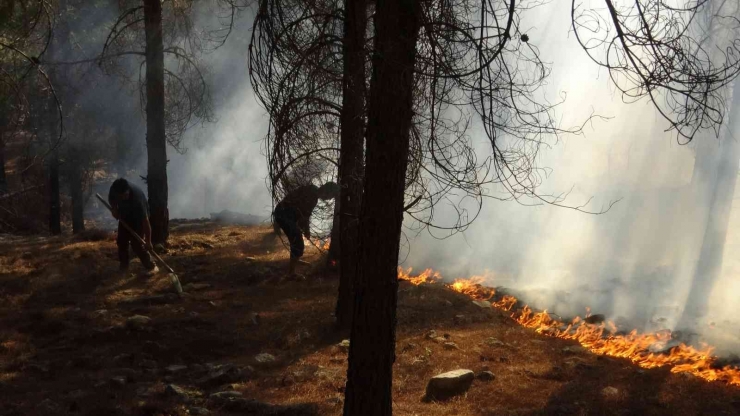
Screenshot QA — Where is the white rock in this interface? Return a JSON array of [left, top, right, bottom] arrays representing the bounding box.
[[425, 369, 475, 400], [126, 315, 152, 329]]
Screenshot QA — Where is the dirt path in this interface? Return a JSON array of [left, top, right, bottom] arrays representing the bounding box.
[[1, 224, 740, 415]]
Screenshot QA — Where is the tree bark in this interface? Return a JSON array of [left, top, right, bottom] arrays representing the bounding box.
[[143, 0, 169, 245], [70, 163, 85, 233], [327, 199, 341, 268], [334, 0, 368, 330], [48, 147, 61, 235], [0, 139, 7, 195], [343, 0, 421, 414]]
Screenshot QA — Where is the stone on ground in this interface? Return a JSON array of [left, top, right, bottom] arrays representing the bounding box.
[[126, 315, 152, 329], [424, 369, 475, 401], [601, 386, 620, 399], [476, 370, 495, 381]]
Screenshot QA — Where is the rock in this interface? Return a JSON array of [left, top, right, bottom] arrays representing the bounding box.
[[453, 315, 471, 325], [209, 390, 243, 400], [432, 336, 447, 344], [337, 339, 351, 353], [165, 364, 188, 374], [164, 384, 189, 401], [472, 300, 491, 308], [443, 342, 459, 350], [110, 376, 127, 386], [476, 371, 495, 381], [425, 330, 438, 339], [183, 283, 212, 292], [484, 337, 505, 347], [424, 369, 475, 401], [126, 315, 152, 329], [292, 364, 319, 382], [444, 300, 453, 307], [601, 386, 620, 399], [188, 407, 210, 415], [255, 353, 277, 365], [196, 363, 245, 386], [93, 309, 108, 317], [584, 314, 606, 325]]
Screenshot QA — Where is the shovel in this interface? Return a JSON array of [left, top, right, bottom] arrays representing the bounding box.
[[96, 193, 183, 295]]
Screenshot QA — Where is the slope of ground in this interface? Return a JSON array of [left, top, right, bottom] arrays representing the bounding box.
[[2, 223, 740, 415]]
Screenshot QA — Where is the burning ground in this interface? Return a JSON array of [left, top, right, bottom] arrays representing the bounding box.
[[2, 223, 740, 415]]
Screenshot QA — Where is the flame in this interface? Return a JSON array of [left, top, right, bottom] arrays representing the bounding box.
[[397, 267, 740, 386]]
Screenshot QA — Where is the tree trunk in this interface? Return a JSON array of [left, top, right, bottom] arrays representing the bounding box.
[[334, 0, 367, 330], [143, 0, 169, 245], [49, 148, 61, 235], [327, 199, 340, 268], [343, 0, 421, 413], [0, 139, 7, 194], [681, 79, 740, 323], [70, 163, 85, 233]]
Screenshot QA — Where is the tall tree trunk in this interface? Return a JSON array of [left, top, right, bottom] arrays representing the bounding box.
[[70, 163, 85, 233], [343, 0, 421, 413], [49, 147, 61, 235], [327, 199, 340, 268], [0, 139, 7, 194], [334, 0, 367, 330], [143, 0, 169, 245], [681, 79, 740, 324]]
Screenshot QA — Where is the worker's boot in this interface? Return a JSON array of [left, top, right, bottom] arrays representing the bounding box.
[[287, 257, 305, 281]]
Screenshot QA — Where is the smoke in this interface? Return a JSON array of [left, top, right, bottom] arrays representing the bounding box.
[[85, 0, 739, 351], [403, 0, 740, 352], [124, 7, 272, 221]]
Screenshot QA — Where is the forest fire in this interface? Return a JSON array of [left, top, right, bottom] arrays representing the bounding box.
[[398, 267, 740, 386]]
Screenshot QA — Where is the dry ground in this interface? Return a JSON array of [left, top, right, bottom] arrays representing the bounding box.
[[2, 223, 740, 416]]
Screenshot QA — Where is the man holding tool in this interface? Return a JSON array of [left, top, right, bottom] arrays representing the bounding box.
[[108, 178, 159, 275], [273, 181, 339, 278]]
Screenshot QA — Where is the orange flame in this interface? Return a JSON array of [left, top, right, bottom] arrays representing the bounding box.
[[397, 267, 740, 386]]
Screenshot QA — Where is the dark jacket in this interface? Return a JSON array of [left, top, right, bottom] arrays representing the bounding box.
[[109, 183, 149, 227], [275, 184, 319, 235]]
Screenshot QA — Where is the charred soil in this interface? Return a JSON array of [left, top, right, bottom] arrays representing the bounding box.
[[1, 224, 740, 415]]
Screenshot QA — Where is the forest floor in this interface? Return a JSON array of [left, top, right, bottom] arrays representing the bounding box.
[[2, 222, 740, 416]]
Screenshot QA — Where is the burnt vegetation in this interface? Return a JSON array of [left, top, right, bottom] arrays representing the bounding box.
[[2, 0, 740, 415]]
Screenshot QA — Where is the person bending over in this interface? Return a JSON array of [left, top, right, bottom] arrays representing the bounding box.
[[273, 182, 339, 276], [108, 178, 158, 275]]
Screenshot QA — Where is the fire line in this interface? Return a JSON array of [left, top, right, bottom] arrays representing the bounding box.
[[397, 267, 740, 386]]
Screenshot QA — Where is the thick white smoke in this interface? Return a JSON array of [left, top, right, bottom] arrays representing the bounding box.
[[403, 0, 740, 352]]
